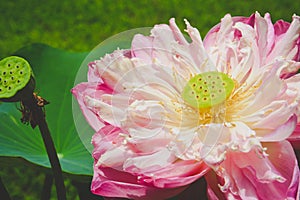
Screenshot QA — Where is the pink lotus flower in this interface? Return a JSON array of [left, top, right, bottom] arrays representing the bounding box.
[[72, 12, 300, 199]]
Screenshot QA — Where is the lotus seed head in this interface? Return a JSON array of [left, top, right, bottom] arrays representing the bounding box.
[[182, 71, 235, 109], [0, 56, 33, 99]]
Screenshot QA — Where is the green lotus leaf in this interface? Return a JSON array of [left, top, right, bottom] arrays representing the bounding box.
[[0, 44, 92, 175]]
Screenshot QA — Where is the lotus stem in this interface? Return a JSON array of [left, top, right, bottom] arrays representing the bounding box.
[[0, 56, 66, 200]]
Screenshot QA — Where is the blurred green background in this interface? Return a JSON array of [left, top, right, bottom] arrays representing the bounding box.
[[1, 0, 300, 57], [0, 0, 299, 199]]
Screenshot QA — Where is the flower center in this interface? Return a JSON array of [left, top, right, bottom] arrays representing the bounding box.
[[181, 71, 235, 109]]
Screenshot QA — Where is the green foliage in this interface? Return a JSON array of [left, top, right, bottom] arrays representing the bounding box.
[[0, 158, 81, 200], [0, 0, 299, 57]]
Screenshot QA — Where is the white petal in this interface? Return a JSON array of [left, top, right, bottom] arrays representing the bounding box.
[[267, 15, 300, 62], [84, 95, 125, 127], [123, 148, 175, 173]]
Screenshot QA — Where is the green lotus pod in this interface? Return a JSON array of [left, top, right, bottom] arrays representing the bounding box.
[[0, 56, 35, 102], [182, 71, 235, 109]]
